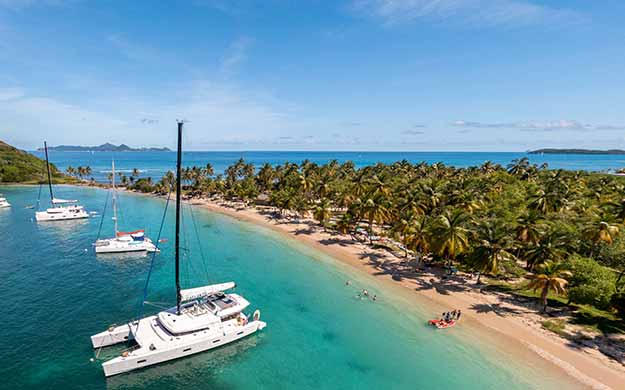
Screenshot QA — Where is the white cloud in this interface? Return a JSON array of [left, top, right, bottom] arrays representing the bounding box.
[[452, 119, 625, 131], [349, 0, 578, 27]]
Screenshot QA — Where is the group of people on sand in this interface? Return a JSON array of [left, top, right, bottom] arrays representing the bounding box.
[[441, 310, 461, 323]]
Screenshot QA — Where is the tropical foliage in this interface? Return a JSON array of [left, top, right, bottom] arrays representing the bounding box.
[[127, 156, 625, 317]]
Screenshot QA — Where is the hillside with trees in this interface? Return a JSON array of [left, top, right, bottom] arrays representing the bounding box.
[[0, 140, 69, 183]]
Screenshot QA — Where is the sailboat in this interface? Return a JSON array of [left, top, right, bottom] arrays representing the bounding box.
[[91, 122, 266, 377], [0, 195, 10, 208], [35, 141, 90, 222], [94, 160, 158, 253]]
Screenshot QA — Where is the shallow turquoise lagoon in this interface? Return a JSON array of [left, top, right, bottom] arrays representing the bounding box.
[[0, 186, 581, 389]]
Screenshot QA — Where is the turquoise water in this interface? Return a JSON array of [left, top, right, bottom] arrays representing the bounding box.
[[31, 150, 625, 182], [0, 185, 582, 389]]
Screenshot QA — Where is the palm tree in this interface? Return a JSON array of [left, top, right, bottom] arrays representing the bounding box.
[[471, 221, 516, 283], [205, 163, 214, 178], [428, 209, 470, 264], [523, 229, 568, 271], [360, 194, 390, 243], [515, 210, 544, 251], [313, 199, 332, 231], [507, 157, 530, 178], [527, 261, 572, 312], [583, 219, 619, 245], [403, 215, 430, 256], [131, 168, 140, 179]]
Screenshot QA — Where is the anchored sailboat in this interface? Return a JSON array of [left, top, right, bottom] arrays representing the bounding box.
[[35, 141, 89, 222], [91, 121, 266, 377], [94, 160, 158, 253]]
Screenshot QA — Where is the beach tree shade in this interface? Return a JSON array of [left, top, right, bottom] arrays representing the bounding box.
[[526, 261, 573, 312]]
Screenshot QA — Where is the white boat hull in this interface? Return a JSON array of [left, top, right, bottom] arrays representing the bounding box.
[[35, 207, 89, 221], [95, 237, 158, 253], [92, 317, 266, 377]]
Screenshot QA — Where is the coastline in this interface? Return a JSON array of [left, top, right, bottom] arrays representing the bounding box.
[[186, 197, 625, 390], [5, 182, 625, 387]]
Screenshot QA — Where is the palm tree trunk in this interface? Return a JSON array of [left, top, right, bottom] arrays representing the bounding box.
[[540, 284, 549, 312]]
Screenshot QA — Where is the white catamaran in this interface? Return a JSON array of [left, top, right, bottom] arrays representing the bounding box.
[[35, 141, 89, 222], [94, 160, 158, 254], [91, 122, 266, 377], [0, 196, 10, 208]]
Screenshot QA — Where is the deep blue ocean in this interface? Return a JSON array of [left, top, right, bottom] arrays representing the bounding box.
[[30, 150, 625, 182]]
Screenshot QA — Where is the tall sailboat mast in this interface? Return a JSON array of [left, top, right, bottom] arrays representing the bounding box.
[[112, 160, 118, 235], [175, 121, 183, 315], [43, 141, 54, 203]]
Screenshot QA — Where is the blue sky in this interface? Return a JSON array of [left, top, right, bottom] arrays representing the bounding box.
[[1, 0, 624, 151]]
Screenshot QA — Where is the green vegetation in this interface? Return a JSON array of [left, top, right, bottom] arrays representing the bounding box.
[[541, 319, 568, 336], [0, 140, 69, 183], [127, 157, 625, 325]]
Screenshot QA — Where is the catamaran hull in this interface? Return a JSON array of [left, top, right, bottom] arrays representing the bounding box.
[[95, 242, 158, 254], [35, 211, 89, 221], [95, 320, 266, 377]]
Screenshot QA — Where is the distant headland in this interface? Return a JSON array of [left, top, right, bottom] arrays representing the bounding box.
[[38, 143, 171, 152], [529, 148, 625, 155]]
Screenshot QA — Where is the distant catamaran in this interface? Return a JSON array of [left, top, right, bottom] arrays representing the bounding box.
[[0, 195, 10, 208], [91, 121, 266, 377], [35, 141, 90, 222], [94, 160, 158, 254]]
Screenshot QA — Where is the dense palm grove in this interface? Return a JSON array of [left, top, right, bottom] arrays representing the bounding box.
[[126, 157, 625, 319]]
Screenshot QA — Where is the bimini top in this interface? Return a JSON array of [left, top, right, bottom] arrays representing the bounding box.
[[116, 229, 144, 237], [180, 282, 236, 302], [52, 198, 78, 204]]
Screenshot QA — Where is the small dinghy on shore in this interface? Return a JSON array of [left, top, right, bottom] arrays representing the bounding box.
[[428, 319, 456, 329]]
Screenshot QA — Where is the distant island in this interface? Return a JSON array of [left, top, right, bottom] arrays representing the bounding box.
[[38, 142, 171, 152], [529, 148, 625, 155]]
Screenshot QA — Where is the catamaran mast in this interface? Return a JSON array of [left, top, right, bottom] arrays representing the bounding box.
[[112, 160, 118, 235], [175, 121, 183, 315], [43, 141, 54, 203]]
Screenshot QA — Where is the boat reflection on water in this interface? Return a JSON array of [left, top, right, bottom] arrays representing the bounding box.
[[104, 334, 263, 389], [95, 249, 153, 263], [34, 217, 90, 235]]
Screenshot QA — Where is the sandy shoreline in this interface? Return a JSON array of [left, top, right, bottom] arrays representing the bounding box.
[[185, 197, 625, 390], [21, 182, 623, 388]]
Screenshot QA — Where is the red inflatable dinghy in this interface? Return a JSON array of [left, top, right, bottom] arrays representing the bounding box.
[[428, 319, 456, 329]]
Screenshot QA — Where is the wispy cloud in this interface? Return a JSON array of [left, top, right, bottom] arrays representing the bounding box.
[[402, 124, 426, 135], [220, 36, 254, 77], [348, 0, 579, 27], [107, 34, 159, 63], [452, 119, 625, 131], [0, 86, 24, 100]]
